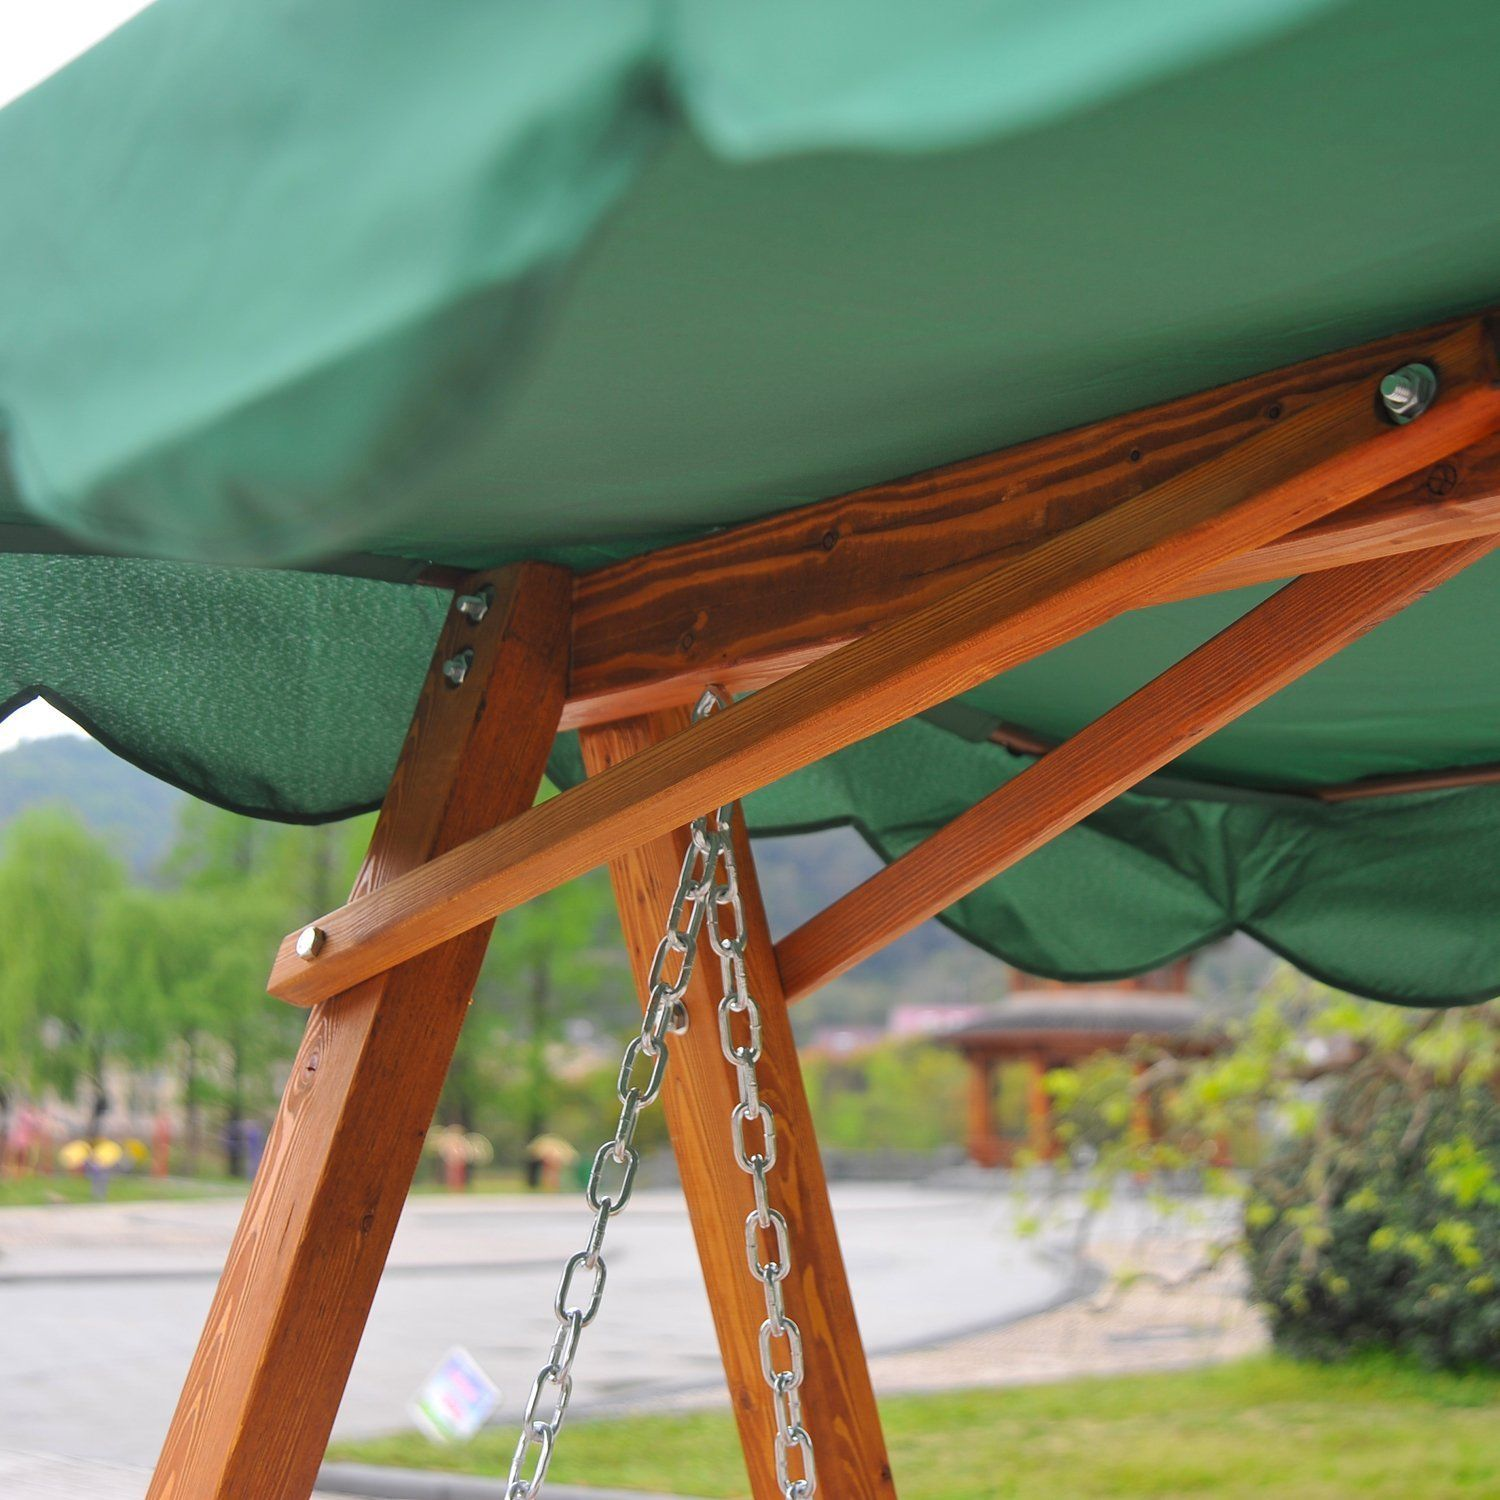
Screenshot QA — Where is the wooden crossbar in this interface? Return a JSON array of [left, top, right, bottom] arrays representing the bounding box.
[[563, 315, 1500, 728], [775, 537, 1500, 1003], [268, 323, 1500, 1009]]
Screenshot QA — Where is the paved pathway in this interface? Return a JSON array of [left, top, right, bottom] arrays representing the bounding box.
[[869, 1231, 1265, 1393], [0, 1449, 363, 1500], [0, 1183, 1067, 1468]]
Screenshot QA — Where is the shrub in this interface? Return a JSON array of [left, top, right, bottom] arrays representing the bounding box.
[[1245, 1071, 1500, 1368]]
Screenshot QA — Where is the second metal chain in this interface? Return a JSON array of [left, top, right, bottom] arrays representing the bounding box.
[[704, 699, 818, 1499]]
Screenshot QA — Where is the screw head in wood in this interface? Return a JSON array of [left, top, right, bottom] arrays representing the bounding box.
[[296, 925, 327, 961]]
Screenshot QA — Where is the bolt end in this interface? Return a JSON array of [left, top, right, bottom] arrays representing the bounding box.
[[442, 648, 474, 687], [296, 925, 327, 961], [1379, 362, 1438, 424], [454, 587, 493, 623]]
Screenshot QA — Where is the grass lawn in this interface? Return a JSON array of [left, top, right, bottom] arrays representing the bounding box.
[[329, 1355, 1499, 1498], [0, 1173, 241, 1208]]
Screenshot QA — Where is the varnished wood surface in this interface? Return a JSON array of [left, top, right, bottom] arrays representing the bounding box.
[[775, 539, 1500, 1003], [563, 317, 1500, 728], [1175, 428, 1500, 599], [148, 564, 571, 1500], [268, 323, 1500, 1010], [581, 715, 895, 1500]]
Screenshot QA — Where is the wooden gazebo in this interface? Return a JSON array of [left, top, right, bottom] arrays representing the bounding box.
[[946, 962, 1222, 1167]]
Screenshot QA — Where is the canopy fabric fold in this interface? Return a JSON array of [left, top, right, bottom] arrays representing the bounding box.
[[3, 0, 1500, 1003]]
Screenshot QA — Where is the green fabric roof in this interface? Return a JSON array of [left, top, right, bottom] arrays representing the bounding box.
[[3, 0, 1500, 1004]]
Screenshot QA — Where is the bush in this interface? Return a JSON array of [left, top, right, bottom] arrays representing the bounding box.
[[1245, 1071, 1500, 1368]]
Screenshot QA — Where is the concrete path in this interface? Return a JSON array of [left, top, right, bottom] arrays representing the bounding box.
[[0, 1183, 1067, 1468], [0, 1448, 694, 1500]]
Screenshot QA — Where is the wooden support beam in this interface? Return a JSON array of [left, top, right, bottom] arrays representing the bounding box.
[[1172, 431, 1500, 600], [1025, 1057, 1054, 1164], [1315, 760, 1500, 803], [269, 324, 1500, 1010], [563, 316, 1500, 729], [774, 539, 1499, 1003], [148, 564, 571, 1500], [581, 713, 894, 1500]]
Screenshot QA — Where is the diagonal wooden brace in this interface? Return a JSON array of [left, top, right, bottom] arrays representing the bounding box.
[[582, 710, 896, 1500], [775, 537, 1500, 1001], [268, 324, 1500, 1009], [148, 563, 571, 1500]]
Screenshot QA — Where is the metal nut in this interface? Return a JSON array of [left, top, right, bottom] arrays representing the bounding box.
[[1379, 362, 1437, 424], [295, 925, 326, 961], [442, 648, 474, 687], [454, 587, 492, 623]]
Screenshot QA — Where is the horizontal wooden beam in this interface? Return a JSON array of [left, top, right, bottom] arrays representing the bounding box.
[[562, 315, 1499, 729], [1315, 761, 1500, 803], [775, 538, 1500, 1003], [268, 326, 1500, 1008], [986, 724, 1500, 805]]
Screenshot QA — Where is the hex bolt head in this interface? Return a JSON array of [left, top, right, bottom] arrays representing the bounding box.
[[296, 925, 327, 961], [442, 648, 474, 687], [454, 587, 493, 623], [1379, 362, 1438, 424]]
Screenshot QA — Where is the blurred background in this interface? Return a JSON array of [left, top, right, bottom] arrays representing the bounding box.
[[1, 699, 1494, 1500]]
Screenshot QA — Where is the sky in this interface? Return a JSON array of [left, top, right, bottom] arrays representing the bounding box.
[[0, 0, 154, 109], [0, 3, 155, 751]]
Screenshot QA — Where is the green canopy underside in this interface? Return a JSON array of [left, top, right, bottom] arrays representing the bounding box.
[[3, 1, 1500, 1003]]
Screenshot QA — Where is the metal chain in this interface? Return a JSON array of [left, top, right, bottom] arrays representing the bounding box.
[[704, 692, 817, 1499], [502, 725, 717, 1499], [503, 687, 814, 1499]]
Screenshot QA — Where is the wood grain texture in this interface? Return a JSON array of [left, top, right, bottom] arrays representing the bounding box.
[[267, 323, 1500, 1010], [148, 564, 571, 1500], [582, 714, 894, 1500], [1175, 428, 1500, 599], [775, 539, 1500, 1003], [563, 317, 1500, 728]]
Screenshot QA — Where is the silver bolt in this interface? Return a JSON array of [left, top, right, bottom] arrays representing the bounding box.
[[442, 648, 474, 687], [1379, 362, 1437, 424], [454, 588, 492, 623], [296, 925, 326, 961]]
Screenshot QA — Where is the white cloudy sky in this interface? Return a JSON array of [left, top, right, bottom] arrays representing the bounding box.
[[0, 0, 154, 109], [1, 3, 153, 749]]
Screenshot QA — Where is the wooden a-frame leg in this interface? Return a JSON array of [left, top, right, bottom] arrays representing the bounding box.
[[582, 711, 896, 1500], [148, 563, 571, 1500]]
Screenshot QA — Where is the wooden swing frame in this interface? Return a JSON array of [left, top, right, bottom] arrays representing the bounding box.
[[149, 311, 1500, 1499]]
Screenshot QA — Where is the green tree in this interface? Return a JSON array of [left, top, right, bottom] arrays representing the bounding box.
[[446, 870, 632, 1180], [159, 803, 366, 1173], [803, 1040, 968, 1153], [0, 808, 146, 1137]]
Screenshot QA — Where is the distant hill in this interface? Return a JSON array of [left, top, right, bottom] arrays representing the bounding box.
[[0, 732, 1270, 1029], [0, 735, 185, 874], [0, 731, 977, 994]]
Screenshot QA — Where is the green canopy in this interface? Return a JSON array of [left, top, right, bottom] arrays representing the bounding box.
[[3, 0, 1500, 1003]]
